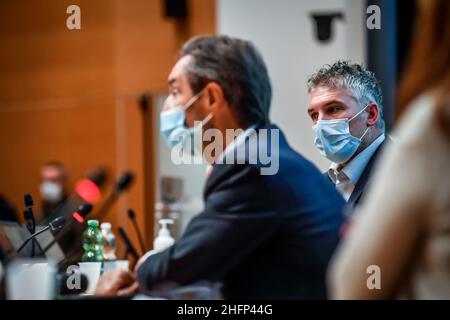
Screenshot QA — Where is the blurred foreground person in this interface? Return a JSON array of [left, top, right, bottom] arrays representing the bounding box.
[[329, 0, 450, 299], [0, 194, 18, 222], [39, 161, 69, 221], [97, 35, 345, 299]]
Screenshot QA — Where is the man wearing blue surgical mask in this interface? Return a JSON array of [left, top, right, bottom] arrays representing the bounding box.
[[39, 161, 69, 221], [158, 48, 251, 161], [307, 61, 389, 215], [96, 36, 345, 299]]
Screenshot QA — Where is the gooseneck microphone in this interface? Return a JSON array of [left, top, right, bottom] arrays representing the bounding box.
[[41, 203, 93, 254], [117, 227, 139, 261], [127, 209, 146, 255], [94, 171, 134, 220], [23, 194, 37, 256], [17, 216, 66, 253], [23, 194, 36, 233]]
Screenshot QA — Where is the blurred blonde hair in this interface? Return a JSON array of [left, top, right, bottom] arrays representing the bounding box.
[[396, 0, 450, 139]]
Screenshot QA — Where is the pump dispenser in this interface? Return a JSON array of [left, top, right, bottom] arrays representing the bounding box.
[[153, 219, 175, 252]]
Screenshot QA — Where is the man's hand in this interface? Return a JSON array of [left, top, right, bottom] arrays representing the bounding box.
[[95, 269, 139, 297]]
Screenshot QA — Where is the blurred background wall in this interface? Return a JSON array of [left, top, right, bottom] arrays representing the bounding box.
[[0, 0, 215, 253]]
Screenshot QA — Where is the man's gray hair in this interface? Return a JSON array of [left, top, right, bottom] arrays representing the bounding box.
[[179, 35, 272, 127], [307, 60, 385, 131]]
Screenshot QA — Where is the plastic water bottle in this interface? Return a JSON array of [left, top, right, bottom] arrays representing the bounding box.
[[100, 222, 117, 261], [81, 220, 104, 262]]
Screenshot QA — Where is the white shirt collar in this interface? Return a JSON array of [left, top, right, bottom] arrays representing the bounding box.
[[328, 134, 385, 185]]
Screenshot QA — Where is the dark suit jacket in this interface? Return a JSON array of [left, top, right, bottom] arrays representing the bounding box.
[[137, 124, 345, 299], [324, 138, 389, 215]]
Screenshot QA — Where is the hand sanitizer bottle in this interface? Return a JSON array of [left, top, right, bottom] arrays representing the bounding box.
[[153, 219, 175, 252]]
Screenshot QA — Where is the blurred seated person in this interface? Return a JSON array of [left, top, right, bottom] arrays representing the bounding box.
[[39, 161, 69, 221], [329, 0, 450, 299], [306, 61, 388, 216], [96, 35, 345, 299], [0, 194, 18, 222]]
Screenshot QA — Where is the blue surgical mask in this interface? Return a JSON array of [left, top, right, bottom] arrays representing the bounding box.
[[160, 90, 212, 153], [313, 105, 371, 164]]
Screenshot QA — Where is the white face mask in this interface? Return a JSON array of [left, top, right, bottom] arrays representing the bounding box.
[[313, 104, 371, 164], [40, 181, 63, 203], [160, 90, 213, 154]]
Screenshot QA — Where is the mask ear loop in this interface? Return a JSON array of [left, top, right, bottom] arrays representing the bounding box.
[[183, 89, 205, 111], [199, 113, 213, 126], [349, 103, 370, 122], [358, 126, 371, 142], [192, 109, 214, 130], [348, 104, 372, 141], [186, 88, 214, 128]]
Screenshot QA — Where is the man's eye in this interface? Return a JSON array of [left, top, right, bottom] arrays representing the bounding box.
[[328, 107, 340, 113], [310, 113, 318, 120], [169, 88, 179, 96]]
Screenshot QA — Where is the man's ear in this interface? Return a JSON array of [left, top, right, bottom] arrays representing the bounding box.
[[366, 103, 379, 126], [204, 82, 224, 110]]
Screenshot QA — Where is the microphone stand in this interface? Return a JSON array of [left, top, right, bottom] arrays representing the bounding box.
[[17, 223, 57, 253]]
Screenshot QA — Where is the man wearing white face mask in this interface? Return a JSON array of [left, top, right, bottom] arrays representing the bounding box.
[[307, 61, 389, 216], [96, 35, 345, 299], [39, 161, 69, 221]]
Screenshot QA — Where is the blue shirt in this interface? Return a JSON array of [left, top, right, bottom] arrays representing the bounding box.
[[328, 134, 385, 201]]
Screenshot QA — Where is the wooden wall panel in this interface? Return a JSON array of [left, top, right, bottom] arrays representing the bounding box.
[[0, 0, 216, 256], [0, 0, 116, 102], [0, 99, 117, 217]]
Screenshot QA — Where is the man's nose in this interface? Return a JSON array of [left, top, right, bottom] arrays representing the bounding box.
[[162, 98, 172, 112], [318, 113, 333, 121]]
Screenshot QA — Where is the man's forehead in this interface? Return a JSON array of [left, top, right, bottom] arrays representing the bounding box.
[[41, 166, 64, 178], [309, 87, 355, 104], [168, 55, 192, 83]]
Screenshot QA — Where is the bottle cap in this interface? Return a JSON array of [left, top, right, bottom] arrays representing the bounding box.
[[158, 219, 174, 227], [87, 220, 99, 228], [101, 222, 111, 230], [157, 219, 174, 237]]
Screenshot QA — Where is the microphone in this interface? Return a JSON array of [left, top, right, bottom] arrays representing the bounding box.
[[74, 167, 109, 204], [17, 216, 66, 253], [40, 166, 108, 227], [23, 194, 37, 256], [36, 167, 108, 261], [41, 203, 93, 254], [23, 194, 36, 233], [86, 166, 109, 188], [117, 227, 139, 261], [127, 209, 146, 255], [116, 171, 134, 193], [70, 203, 92, 224], [94, 171, 134, 220]]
